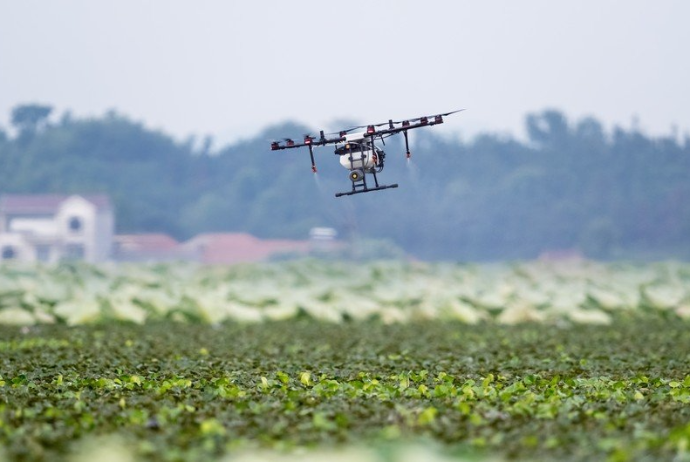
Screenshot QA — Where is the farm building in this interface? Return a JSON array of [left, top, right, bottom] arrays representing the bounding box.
[[181, 232, 312, 265], [0, 194, 335, 264], [0, 194, 114, 263]]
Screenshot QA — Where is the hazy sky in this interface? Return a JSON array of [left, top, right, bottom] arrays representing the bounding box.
[[1, 1, 689, 144]]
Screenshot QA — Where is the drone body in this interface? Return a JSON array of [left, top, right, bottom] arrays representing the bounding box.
[[270, 109, 463, 197]]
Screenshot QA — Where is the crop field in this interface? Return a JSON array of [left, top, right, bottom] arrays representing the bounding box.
[[1, 260, 690, 462]]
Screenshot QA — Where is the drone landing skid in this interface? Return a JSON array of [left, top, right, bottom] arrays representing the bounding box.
[[335, 183, 398, 198], [335, 168, 399, 198]]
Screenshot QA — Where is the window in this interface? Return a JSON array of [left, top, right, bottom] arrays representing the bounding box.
[[1, 246, 16, 260], [36, 245, 51, 262], [68, 217, 83, 233], [63, 244, 85, 260]]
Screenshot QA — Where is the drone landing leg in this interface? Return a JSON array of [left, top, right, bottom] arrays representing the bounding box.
[[372, 170, 380, 188], [335, 171, 398, 197], [308, 144, 317, 172], [335, 183, 399, 197]]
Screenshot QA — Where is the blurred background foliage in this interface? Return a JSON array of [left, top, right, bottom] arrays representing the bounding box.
[[1, 105, 688, 261]]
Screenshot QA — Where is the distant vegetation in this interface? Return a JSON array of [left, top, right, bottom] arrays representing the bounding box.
[[2, 260, 689, 326], [1, 104, 688, 260]]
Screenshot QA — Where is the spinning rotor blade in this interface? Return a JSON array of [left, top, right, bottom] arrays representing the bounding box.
[[348, 110, 465, 138], [436, 109, 466, 117], [364, 120, 394, 128], [336, 126, 368, 136], [343, 120, 393, 133], [394, 109, 465, 125]]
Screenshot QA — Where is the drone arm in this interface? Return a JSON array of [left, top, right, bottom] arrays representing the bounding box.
[[308, 144, 317, 173], [271, 134, 345, 173], [364, 116, 452, 159], [270, 136, 344, 151], [271, 109, 463, 169], [367, 109, 464, 139]]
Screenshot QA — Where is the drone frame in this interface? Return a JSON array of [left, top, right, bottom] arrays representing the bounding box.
[[270, 109, 463, 197]]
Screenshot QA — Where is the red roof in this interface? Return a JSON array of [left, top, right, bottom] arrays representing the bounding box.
[[184, 233, 310, 264], [115, 234, 180, 252], [0, 194, 112, 214]]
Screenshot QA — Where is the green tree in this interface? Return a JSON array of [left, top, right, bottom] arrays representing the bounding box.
[[11, 104, 53, 136], [1, 106, 689, 260]]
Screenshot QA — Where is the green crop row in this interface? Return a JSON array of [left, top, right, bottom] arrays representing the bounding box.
[[1, 320, 689, 461]]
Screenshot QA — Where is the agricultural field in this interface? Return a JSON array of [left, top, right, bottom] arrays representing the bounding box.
[[1, 259, 689, 326], [1, 259, 690, 461]]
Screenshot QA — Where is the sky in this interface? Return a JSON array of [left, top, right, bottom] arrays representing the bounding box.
[[1, 1, 689, 145]]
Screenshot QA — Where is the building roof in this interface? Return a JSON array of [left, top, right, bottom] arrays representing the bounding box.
[[114, 234, 180, 252], [0, 194, 112, 215], [183, 233, 310, 264]]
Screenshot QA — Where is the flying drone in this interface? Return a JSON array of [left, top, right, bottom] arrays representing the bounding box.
[[271, 109, 464, 197]]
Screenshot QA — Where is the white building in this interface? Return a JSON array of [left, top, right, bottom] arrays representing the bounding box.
[[0, 194, 114, 263]]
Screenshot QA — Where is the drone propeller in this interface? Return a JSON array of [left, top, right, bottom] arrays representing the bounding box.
[[436, 109, 465, 117], [343, 121, 390, 133], [391, 110, 464, 158], [303, 130, 339, 143], [342, 110, 465, 137], [374, 120, 395, 128], [321, 127, 362, 139], [338, 126, 367, 135], [395, 109, 465, 125]]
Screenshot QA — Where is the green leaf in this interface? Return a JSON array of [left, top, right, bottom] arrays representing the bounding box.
[[300, 372, 312, 386], [199, 418, 225, 436], [417, 406, 438, 425]]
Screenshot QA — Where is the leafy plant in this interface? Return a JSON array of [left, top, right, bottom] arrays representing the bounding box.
[[0, 319, 689, 461]]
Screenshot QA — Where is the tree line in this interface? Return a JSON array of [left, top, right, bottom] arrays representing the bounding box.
[[1, 104, 688, 260]]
